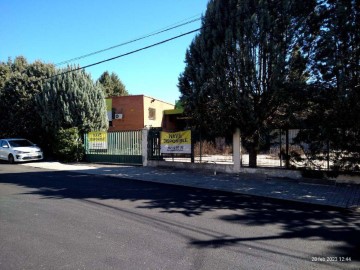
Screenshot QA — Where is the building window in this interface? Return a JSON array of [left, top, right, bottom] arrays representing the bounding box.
[[148, 108, 156, 120]]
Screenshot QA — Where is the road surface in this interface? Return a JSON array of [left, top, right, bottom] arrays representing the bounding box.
[[0, 163, 359, 269]]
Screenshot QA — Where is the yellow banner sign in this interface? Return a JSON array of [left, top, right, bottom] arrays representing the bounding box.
[[88, 131, 107, 149], [160, 130, 191, 154]]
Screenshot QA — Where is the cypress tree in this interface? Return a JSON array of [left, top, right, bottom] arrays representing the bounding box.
[[0, 57, 55, 140], [294, 0, 360, 170], [37, 68, 108, 135], [179, 0, 315, 167], [97, 71, 128, 97]]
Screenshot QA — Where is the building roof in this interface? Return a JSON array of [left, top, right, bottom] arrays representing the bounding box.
[[163, 108, 184, 115], [108, 95, 174, 107]]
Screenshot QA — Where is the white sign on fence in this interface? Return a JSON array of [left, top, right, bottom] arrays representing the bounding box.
[[88, 131, 108, 149]]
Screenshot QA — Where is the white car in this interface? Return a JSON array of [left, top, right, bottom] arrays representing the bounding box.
[[0, 138, 43, 163]]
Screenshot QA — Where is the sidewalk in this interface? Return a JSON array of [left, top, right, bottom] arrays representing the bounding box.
[[22, 162, 360, 210]]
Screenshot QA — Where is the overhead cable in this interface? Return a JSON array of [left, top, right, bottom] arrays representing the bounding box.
[[44, 28, 201, 82], [43, 11, 248, 82], [55, 15, 201, 66]]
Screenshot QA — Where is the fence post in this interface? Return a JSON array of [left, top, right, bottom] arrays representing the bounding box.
[[327, 139, 330, 171], [199, 130, 202, 163], [279, 129, 282, 167], [233, 128, 241, 173], [142, 127, 149, 166], [285, 129, 290, 169], [191, 130, 195, 163]]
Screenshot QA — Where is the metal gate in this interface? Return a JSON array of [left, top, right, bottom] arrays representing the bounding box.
[[84, 130, 142, 165], [147, 127, 163, 160]]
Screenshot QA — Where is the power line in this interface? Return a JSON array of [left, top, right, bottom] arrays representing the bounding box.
[[35, 7, 315, 85], [43, 10, 248, 82], [55, 15, 201, 66], [44, 27, 201, 82], [43, 10, 245, 82]]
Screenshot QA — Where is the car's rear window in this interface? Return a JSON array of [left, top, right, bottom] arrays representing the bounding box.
[[8, 140, 33, 147]]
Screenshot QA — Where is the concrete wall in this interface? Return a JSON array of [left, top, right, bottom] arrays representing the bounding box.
[[146, 160, 360, 184], [147, 160, 236, 174], [147, 160, 301, 178]]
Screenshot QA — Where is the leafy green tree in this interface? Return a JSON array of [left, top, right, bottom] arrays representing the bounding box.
[[0, 56, 55, 141], [36, 68, 108, 135], [275, 45, 310, 129], [97, 71, 128, 97], [0, 60, 12, 130], [0, 58, 11, 90], [293, 0, 360, 170], [179, 0, 315, 167], [0, 57, 110, 159]]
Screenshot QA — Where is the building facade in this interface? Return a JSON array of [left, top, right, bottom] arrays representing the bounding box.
[[107, 95, 174, 131]]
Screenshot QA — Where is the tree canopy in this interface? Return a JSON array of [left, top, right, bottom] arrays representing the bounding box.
[[179, 0, 315, 167], [36, 68, 108, 134], [0, 57, 56, 140], [0, 57, 109, 160], [293, 0, 360, 170], [179, 0, 359, 169], [97, 71, 128, 97]]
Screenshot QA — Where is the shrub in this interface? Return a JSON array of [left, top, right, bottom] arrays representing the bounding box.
[[194, 140, 232, 156], [53, 127, 84, 162]]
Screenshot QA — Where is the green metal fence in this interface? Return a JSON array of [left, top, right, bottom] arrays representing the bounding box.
[[84, 130, 142, 165]]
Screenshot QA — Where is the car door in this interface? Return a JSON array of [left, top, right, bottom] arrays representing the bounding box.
[[0, 140, 4, 159], [0, 140, 10, 160]]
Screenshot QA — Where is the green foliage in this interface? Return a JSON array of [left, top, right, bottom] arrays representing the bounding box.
[[178, 0, 315, 167], [0, 57, 55, 140], [174, 100, 183, 109], [0, 58, 11, 90], [97, 71, 128, 97], [179, 0, 359, 170], [53, 127, 84, 162], [0, 57, 109, 160], [36, 68, 109, 135], [292, 0, 360, 171]]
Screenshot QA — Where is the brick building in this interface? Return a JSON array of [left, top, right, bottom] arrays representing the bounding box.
[[107, 95, 174, 131]]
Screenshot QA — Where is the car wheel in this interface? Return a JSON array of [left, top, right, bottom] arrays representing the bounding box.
[[8, 154, 15, 164]]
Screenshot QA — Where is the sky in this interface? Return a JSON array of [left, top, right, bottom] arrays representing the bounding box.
[[0, 0, 210, 104]]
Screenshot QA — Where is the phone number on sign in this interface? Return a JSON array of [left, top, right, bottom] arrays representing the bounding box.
[[311, 257, 352, 262]]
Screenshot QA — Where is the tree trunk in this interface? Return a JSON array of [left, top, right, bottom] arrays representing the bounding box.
[[285, 129, 290, 169], [248, 133, 259, 168], [249, 146, 257, 168]]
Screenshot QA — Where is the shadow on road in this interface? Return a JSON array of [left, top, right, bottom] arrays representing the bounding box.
[[1, 166, 359, 261]]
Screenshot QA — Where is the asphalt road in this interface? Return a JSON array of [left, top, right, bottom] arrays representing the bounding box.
[[0, 163, 359, 270]]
